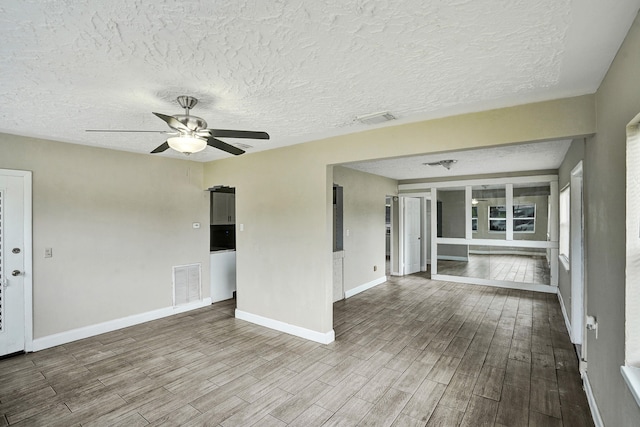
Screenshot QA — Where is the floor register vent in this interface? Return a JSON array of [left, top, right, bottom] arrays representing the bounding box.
[[173, 263, 201, 306]]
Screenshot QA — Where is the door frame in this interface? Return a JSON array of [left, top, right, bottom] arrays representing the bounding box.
[[1, 169, 33, 352], [569, 162, 585, 348]]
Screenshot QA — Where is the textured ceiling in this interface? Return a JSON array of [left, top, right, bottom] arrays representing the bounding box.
[[343, 140, 572, 180], [1, 0, 638, 163]]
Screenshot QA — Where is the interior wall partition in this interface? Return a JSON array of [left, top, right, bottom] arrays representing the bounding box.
[[400, 175, 558, 293]]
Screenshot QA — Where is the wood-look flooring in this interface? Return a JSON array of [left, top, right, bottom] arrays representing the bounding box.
[[438, 254, 551, 285], [0, 273, 592, 426]]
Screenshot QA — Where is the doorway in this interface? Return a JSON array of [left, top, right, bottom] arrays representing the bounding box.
[[333, 184, 344, 302], [0, 169, 33, 356], [385, 197, 392, 276], [403, 197, 421, 275]]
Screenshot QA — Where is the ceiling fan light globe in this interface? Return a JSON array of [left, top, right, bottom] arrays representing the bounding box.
[[167, 136, 207, 154]]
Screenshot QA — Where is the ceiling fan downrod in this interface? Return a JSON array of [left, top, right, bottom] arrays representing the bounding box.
[[176, 95, 198, 115]]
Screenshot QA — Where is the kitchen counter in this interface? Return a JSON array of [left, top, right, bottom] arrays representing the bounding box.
[[210, 248, 236, 253]]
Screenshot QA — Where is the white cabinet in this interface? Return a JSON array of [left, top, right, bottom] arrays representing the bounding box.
[[210, 251, 236, 302], [211, 192, 235, 225]]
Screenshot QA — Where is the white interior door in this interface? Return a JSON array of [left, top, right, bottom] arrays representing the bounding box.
[[0, 171, 30, 356], [403, 197, 421, 275]]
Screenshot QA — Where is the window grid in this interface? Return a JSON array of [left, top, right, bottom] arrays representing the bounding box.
[[488, 204, 536, 233]]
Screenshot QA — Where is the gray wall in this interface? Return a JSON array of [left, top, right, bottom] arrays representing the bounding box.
[[438, 190, 468, 259], [0, 133, 210, 339], [557, 138, 585, 323], [585, 12, 640, 426], [333, 166, 398, 292]]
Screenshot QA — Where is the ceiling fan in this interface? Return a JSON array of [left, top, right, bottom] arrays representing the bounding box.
[[86, 95, 269, 155]]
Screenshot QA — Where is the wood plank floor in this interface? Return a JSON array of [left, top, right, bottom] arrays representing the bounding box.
[[0, 273, 593, 426], [438, 254, 551, 285]]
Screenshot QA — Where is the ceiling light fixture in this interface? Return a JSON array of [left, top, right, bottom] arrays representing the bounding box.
[[355, 111, 396, 125], [424, 159, 457, 170], [167, 135, 207, 155]]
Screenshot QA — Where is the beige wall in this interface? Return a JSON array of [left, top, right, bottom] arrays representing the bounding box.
[[584, 12, 640, 426], [0, 134, 209, 338], [332, 166, 397, 293], [204, 95, 595, 336], [204, 147, 335, 333]]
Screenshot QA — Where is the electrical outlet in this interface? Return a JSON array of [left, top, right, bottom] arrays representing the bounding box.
[[44, 248, 52, 258]]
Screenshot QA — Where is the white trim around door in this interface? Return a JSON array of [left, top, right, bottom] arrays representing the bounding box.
[[0, 169, 33, 354]]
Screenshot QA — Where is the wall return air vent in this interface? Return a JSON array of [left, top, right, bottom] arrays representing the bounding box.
[[173, 263, 201, 306]]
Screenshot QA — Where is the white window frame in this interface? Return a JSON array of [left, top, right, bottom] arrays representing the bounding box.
[[471, 205, 478, 232], [488, 205, 507, 233], [488, 204, 536, 233], [623, 113, 640, 407], [513, 203, 536, 233]]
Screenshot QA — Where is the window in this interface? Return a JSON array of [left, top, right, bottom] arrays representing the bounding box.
[[471, 206, 478, 231], [559, 185, 570, 269], [489, 204, 536, 232], [488, 205, 507, 231], [624, 115, 640, 407], [513, 204, 536, 232]]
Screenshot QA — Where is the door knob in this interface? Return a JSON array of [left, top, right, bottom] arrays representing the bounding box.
[[11, 270, 22, 276]]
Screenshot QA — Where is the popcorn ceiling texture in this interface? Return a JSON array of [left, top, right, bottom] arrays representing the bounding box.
[[0, 0, 633, 161], [345, 140, 572, 180]]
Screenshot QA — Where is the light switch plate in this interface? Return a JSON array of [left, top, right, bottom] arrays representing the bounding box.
[[45, 248, 52, 258]]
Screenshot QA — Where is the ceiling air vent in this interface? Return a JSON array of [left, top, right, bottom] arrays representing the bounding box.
[[356, 111, 396, 125]]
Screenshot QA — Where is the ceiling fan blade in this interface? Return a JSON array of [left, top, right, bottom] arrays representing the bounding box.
[[86, 129, 167, 133], [207, 137, 245, 156], [153, 112, 192, 132], [207, 129, 270, 140], [150, 141, 170, 154]]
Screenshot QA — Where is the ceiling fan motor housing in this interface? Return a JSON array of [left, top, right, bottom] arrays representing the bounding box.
[[173, 115, 207, 131]]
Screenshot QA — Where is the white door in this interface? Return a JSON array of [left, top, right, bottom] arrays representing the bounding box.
[[403, 197, 421, 275], [0, 171, 30, 356]]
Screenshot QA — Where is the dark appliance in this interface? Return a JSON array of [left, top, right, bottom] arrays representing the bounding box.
[[210, 224, 236, 251]]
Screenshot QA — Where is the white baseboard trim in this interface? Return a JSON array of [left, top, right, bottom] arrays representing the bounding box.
[[437, 256, 469, 262], [31, 298, 212, 352], [432, 274, 557, 294], [469, 250, 545, 257], [344, 276, 388, 299], [557, 290, 572, 339], [583, 372, 604, 427], [235, 309, 335, 345]]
